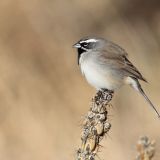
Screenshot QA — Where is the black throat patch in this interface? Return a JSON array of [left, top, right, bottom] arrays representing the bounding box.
[[77, 48, 86, 65]]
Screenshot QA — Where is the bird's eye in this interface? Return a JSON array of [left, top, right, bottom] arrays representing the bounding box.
[[82, 42, 88, 47]]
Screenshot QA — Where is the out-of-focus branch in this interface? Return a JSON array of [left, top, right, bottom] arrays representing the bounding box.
[[136, 136, 156, 160], [76, 90, 113, 160]]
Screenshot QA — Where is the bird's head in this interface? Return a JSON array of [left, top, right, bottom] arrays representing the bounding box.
[[73, 37, 106, 52]]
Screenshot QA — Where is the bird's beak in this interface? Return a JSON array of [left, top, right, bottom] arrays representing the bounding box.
[[73, 43, 81, 48]]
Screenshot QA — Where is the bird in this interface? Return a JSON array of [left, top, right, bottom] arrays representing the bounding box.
[[73, 36, 160, 118]]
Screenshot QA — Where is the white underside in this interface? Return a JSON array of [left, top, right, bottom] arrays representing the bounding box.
[[80, 56, 124, 90]]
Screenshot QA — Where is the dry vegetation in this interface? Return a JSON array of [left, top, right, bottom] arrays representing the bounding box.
[[76, 90, 113, 160], [0, 0, 160, 160], [136, 136, 156, 160]]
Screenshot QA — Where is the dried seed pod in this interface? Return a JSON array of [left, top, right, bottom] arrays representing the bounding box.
[[91, 104, 99, 113], [76, 149, 83, 160], [85, 136, 96, 152], [76, 149, 90, 160], [88, 153, 95, 160], [104, 122, 111, 133], [90, 126, 97, 135], [95, 121, 104, 135], [96, 113, 106, 121], [76, 153, 83, 160], [102, 91, 113, 101], [88, 111, 96, 119], [81, 127, 90, 142], [98, 106, 107, 114]]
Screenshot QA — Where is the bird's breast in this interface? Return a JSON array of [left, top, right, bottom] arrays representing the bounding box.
[[80, 57, 123, 90]]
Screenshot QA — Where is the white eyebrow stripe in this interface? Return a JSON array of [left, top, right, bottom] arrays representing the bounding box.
[[80, 39, 98, 43]]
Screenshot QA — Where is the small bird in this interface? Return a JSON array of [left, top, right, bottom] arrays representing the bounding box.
[[73, 36, 160, 118]]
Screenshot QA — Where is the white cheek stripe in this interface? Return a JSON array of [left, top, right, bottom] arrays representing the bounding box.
[[82, 46, 88, 50], [80, 39, 98, 43]]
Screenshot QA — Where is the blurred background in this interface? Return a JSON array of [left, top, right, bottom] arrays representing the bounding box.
[[0, 0, 160, 159]]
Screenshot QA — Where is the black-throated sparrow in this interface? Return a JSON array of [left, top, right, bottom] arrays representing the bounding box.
[[73, 36, 160, 118]]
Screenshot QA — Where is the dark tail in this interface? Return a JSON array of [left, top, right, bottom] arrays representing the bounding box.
[[138, 85, 160, 118], [133, 79, 160, 118]]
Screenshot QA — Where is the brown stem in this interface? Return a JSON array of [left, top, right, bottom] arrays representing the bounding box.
[[76, 90, 113, 160]]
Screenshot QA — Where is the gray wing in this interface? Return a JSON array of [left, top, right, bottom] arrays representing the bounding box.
[[97, 48, 147, 82], [120, 56, 147, 82], [104, 40, 128, 56]]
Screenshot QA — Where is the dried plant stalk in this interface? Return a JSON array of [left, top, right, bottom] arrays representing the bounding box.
[[136, 136, 156, 160], [76, 90, 113, 160]]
